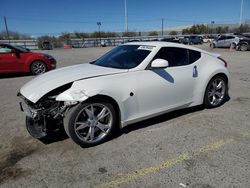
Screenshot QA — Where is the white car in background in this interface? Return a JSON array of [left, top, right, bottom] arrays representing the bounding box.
[[18, 42, 230, 147], [210, 35, 240, 48]]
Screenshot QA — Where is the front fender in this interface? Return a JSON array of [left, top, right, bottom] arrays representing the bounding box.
[[56, 74, 138, 126]]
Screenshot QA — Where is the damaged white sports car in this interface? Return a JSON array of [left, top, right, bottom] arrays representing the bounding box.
[[18, 42, 230, 147]]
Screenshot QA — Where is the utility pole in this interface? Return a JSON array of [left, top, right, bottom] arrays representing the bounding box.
[[211, 21, 215, 34], [240, 0, 244, 25], [161, 18, 164, 36], [97, 22, 101, 46], [125, 0, 128, 32], [4, 16, 10, 43]]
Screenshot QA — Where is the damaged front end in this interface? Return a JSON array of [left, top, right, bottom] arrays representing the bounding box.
[[18, 83, 75, 140]]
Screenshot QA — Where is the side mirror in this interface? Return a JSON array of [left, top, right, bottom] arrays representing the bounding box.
[[151, 59, 169, 68]]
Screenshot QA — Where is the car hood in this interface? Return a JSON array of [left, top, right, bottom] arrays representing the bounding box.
[[20, 63, 128, 103]]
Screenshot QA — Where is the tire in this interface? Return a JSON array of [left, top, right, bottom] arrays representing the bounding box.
[[240, 44, 248, 51], [30, 61, 47, 75], [64, 99, 117, 147], [204, 76, 228, 108], [210, 43, 215, 48]]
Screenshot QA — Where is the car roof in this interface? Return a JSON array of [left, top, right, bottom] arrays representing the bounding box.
[[123, 41, 203, 52], [123, 41, 220, 58]]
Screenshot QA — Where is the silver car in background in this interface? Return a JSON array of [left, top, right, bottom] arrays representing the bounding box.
[[210, 35, 240, 48]]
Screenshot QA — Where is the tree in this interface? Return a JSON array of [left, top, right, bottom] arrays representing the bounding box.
[[59, 33, 70, 42], [235, 24, 250, 33], [74, 32, 89, 38], [169, 30, 178, 35], [182, 28, 190, 35], [0, 30, 31, 40], [122, 31, 137, 37], [148, 31, 158, 36]]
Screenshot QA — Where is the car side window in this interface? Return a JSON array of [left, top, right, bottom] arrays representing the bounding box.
[[226, 36, 234, 39], [218, 36, 225, 41], [153, 47, 189, 67], [189, 50, 201, 63], [0, 46, 12, 53]]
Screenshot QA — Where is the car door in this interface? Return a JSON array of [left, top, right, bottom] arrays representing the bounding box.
[[135, 47, 199, 117], [0, 45, 23, 73], [216, 36, 226, 47], [224, 36, 234, 47]]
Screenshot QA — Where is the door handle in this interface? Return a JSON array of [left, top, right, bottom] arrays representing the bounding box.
[[193, 65, 198, 77]]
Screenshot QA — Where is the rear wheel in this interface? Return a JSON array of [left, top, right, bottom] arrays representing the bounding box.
[[210, 43, 215, 48], [240, 44, 248, 51], [30, 61, 47, 75], [64, 99, 117, 147], [204, 76, 228, 108]]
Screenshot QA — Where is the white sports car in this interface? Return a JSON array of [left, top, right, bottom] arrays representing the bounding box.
[[18, 42, 230, 147]]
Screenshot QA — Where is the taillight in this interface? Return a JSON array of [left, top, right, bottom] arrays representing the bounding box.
[[218, 57, 228, 67]]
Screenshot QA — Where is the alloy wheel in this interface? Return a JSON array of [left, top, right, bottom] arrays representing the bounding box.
[[74, 103, 113, 143], [31, 61, 46, 74], [207, 78, 226, 106]]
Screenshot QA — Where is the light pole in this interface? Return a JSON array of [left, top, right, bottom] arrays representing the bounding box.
[[211, 21, 215, 34], [125, 0, 128, 32], [4, 16, 10, 43], [161, 18, 164, 36], [240, 0, 244, 25], [97, 22, 101, 46]]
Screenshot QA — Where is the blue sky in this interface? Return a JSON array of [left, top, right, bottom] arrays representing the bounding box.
[[1, 0, 249, 36]]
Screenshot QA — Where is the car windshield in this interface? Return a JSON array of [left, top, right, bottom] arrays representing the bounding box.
[[94, 45, 151, 69], [13, 45, 30, 52]]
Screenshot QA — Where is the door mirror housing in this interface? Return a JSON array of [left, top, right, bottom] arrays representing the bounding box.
[[151, 59, 169, 68]]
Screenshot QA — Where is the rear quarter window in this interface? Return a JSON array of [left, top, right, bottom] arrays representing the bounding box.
[[189, 50, 201, 63]]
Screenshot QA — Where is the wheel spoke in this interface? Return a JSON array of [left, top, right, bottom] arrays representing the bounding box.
[[86, 127, 92, 140], [97, 107, 110, 120], [75, 122, 89, 131], [212, 81, 217, 89], [208, 91, 213, 98], [85, 106, 94, 118], [90, 127, 95, 141], [215, 91, 222, 98], [216, 81, 223, 90], [212, 95, 216, 104], [96, 122, 109, 133]]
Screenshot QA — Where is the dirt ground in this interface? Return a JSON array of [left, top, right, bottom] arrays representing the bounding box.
[[0, 44, 249, 188]]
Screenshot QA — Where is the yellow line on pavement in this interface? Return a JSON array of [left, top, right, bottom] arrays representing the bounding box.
[[98, 133, 249, 188]]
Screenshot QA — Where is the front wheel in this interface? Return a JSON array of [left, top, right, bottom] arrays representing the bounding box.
[[64, 99, 117, 147], [240, 44, 248, 51], [204, 76, 228, 108], [30, 61, 47, 75]]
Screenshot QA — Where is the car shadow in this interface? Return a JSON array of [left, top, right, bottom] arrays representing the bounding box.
[[114, 105, 205, 138], [0, 73, 31, 79], [153, 69, 174, 83]]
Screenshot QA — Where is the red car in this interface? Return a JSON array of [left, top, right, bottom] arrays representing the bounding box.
[[0, 44, 56, 75]]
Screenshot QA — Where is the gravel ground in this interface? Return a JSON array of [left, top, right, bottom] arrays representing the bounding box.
[[0, 44, 249, 188]]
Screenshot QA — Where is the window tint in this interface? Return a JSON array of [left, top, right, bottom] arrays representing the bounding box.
[[189, 50, 201, 63], [153, 47, 189, 67], [226, 36, 234, 39], [0, 46, 11, 53], [94, 45, 151, 69], [218, 36, 226, 41]]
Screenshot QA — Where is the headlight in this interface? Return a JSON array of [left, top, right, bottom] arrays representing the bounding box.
[[43, 54, 54, 60]]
